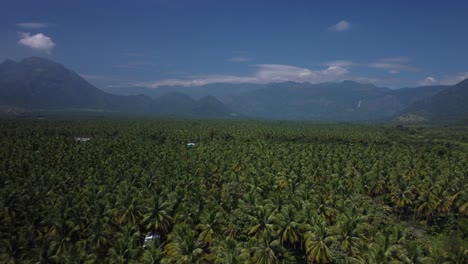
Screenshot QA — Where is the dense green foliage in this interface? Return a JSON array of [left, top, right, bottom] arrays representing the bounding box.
[[0, 118, 467, 263]]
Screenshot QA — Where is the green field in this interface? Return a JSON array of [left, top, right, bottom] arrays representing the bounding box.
[[1, 118, 467, 263]]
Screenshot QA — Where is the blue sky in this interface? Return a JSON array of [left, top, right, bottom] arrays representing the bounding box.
[[1, 0, 468, 89]]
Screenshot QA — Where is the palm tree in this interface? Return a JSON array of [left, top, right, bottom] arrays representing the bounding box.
[[196, 210, 224, 247], [390, 183, 414, 218], [248, 205, 275, 238], [274, 205, 302, 248], [163, 223, 205, 264], [57, 241, 87, 264], [247, 231, 290, 264], [1, 191, 23, 228], [314, 194, 337, 225], [84, 220, 110, 259], [304, 223, 333, 264], [142, 194, 173, 238], [331, 214, 364, 256], [108, 225, 141, 264], [0, 233, 27, 264], [211, 238, 248, 264], [443, 246, 468, 264], [404, 240, 437, 264], [139, 245, 163, 264], [362, 230, 410, 264], [416, 190, 437, 222], [113, 194, 144, 226], [457, 196, 468, 216]]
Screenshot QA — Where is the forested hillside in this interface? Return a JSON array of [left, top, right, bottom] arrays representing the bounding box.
[[400, 78, 468, 121], [0, 119, 467, 263]]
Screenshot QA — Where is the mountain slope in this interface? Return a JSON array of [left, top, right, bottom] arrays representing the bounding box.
[[226, 81, 448, 121], [399, 78, 468, 120], [360, 85, 448, 118], [0, 57, 110, 109], [150, 92, 234, 117], [0, 57, 157, 112], [193, 95, 233, 117], [226, 81, 390, 120]]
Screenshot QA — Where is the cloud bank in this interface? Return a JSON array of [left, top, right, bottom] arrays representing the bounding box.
[[370, 57, 419, 73], [135, 63, 351, 88], [93, 54, 465, 89], [18, 32, 55, 54]]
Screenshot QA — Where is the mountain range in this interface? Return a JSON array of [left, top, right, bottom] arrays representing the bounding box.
[[103, 80, 451, 121], [1, 57, 467, 121], [0, 57, 234, 118]]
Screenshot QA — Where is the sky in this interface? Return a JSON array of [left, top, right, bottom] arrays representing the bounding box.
[[1, 0, 468, 89]]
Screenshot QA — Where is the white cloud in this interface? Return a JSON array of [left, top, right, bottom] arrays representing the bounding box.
[[136, 63, 351, 88], [229, 56, 252, 62], [18, 32, 55, 54], [329, 20, 351, 32], [16, 22, 51, 29], [325, 60, 356, 67], [370, 57, 419, 73], [418, 76, 438, 86], [135, 75, 258, 88], [255, 64, 349, 83]]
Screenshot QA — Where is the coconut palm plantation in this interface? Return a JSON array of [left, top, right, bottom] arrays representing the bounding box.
[[0, 118, 467, 263], [2, 1, 468, 263]]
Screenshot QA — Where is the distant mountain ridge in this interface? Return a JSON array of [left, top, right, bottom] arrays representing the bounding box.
[[0, 57, 236, 118], [220, 82, 449, 120], [102, 83, 263, 101], [2, 57, 467, 121], [104, 81, 449, 121]]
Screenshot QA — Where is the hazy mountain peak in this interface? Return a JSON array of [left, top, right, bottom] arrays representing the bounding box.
[[20, 56, 59, 64], [19, 57, 69, 73], [1, 58, 17, 66]]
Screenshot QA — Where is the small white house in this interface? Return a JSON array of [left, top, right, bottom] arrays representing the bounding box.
[[75, 137, 91, 142], [143, 231, 161, 248]]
